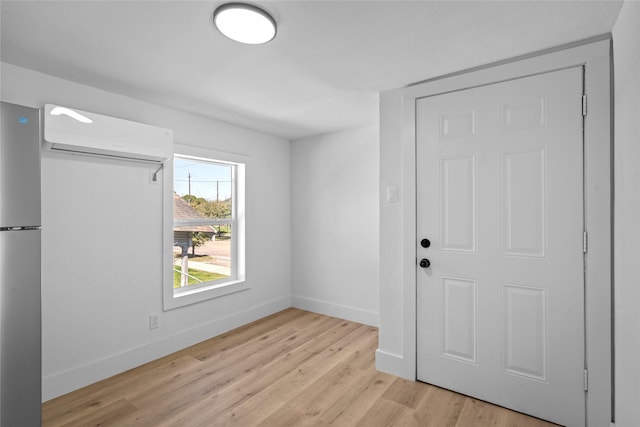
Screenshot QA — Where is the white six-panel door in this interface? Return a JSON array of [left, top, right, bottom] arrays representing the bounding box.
[[416, 67, 585, 426]]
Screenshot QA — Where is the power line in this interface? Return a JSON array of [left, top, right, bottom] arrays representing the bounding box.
[[175, 179, 231, 183]]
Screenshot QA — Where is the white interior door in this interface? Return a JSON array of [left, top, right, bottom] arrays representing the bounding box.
[[416, 67, 585, 426]]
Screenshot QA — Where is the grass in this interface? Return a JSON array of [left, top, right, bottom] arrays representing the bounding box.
[[173, 266, 228, 288], [174, 254, 216, 263]]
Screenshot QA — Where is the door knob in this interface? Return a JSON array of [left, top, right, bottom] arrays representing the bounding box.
[[419, 258, 431, 268], [420, 238, 431, 248]]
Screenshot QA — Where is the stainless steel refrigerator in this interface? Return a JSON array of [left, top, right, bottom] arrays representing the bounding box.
[[0, 101, 42, 426]]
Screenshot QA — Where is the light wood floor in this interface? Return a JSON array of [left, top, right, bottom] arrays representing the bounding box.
[[43, 308, 559, 426]]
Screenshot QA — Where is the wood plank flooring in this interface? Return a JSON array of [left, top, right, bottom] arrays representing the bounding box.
[[43, 308, 559, 426]]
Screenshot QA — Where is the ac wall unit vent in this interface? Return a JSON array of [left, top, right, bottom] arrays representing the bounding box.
[[43, 104, 173, 163]]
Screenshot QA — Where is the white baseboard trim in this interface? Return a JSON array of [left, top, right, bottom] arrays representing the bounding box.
[[291, 295, 379, 327], [375, 348, 414, 381], [42, 295, 291, 401]]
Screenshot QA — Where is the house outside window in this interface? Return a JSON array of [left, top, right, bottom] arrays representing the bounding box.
[[173, 193, 222, 288], [163, 146, 246, 310]]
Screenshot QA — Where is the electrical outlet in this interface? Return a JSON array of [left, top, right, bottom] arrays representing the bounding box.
[[149, 315, 159, 330]]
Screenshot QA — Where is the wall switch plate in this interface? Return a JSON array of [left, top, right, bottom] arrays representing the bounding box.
[[386, 186, 398, 202], [149, 315, 159, 330]]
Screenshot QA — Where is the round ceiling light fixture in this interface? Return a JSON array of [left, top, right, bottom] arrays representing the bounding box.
[[213, 3, 277, 45]]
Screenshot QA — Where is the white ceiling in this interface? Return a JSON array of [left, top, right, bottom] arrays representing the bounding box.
[[0, 1, 623, 140]]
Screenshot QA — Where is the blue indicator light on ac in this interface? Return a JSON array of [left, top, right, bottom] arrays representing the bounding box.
[[18, 116, 29, 124]]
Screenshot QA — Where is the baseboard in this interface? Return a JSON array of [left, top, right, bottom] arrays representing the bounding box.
[[291, 295, 379, 327], [42, 295, 291, 401], [375, 348, 414, 381]]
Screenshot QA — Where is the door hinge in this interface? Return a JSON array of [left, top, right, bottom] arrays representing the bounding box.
[[583, 231, 588, 253], [584, 369, 589, 392], [582, 94, 587, 116]]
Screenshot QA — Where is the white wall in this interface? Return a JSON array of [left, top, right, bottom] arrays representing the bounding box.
[[291, 125, 379, 326], [1, 62, 292, 400], [377, 89, 413, 374], [613, 2, 640, 425]]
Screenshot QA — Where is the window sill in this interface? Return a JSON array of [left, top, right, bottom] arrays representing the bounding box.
[[164, 278, 249, 310]]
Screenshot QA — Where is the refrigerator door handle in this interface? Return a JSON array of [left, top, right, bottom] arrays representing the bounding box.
[[0, 226, 42, 231]]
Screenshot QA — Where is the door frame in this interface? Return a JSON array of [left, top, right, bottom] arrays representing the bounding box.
[[377, 37, 612, 426]]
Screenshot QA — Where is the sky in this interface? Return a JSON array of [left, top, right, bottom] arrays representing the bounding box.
[[174, 156, 232, 201]]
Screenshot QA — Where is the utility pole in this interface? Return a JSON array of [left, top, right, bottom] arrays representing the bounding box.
[[188, 173, 191, 204], [216, 180, 219, 201]]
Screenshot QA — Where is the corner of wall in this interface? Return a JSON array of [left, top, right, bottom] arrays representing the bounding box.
[[612, 1, 640, 425]]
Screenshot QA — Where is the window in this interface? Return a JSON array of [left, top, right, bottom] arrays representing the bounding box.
[[163, 145, 246, 310]]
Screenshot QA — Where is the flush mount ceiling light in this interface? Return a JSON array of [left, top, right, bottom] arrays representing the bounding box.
[[213, 3, 277, 45]]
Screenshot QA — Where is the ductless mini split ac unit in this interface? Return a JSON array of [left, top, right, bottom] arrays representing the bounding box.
[[43, 104, 173, 163]]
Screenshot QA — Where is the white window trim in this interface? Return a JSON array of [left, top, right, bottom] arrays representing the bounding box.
[[163, 143, 247, 310]]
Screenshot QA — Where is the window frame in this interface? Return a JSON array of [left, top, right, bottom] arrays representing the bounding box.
[[163, 144, 247, 310]]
